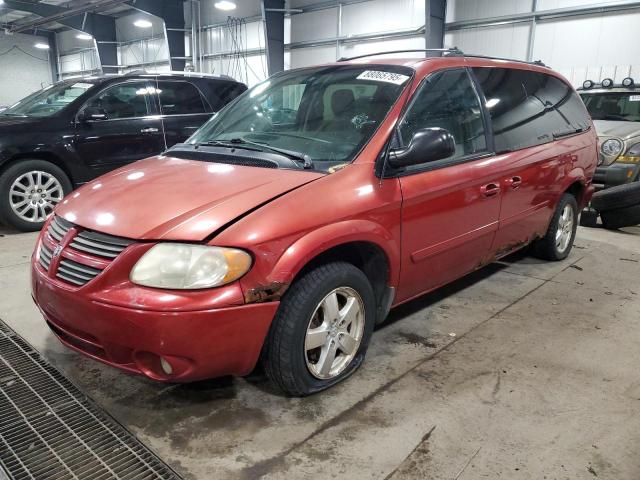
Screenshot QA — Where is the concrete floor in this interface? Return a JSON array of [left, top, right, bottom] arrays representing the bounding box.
[[1, 223, 639, 480]]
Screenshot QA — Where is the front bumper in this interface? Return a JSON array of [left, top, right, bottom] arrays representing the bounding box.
[[593, 163, 640, 190], [31, 258, 279, 382]]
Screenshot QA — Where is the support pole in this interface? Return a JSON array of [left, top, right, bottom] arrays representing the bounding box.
[[425, 0, 446, 55], [262, 0, 285, 75]]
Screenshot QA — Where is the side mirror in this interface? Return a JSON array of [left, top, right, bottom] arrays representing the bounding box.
[[388, 127, 456, 169], [78, 107, 108, 122]]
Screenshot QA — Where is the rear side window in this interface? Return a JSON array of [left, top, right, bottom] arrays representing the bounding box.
[[157, 81, 207, 115], [204, 81, 247, 111], [399, 68, 487, 161], [472, 68, 590, 153]]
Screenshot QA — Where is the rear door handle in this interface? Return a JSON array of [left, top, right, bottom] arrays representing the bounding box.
[[506, 176, 522, 189], [141, 127, 159, 133], [480, 182, 500, 198]]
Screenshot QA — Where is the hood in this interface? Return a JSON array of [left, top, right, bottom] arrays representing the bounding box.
[[593, 120, 640, 141], [56, 156, 323, 241]]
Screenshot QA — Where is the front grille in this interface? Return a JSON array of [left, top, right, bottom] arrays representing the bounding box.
[[70, 230, 134, 259], [47, 215, 72, 242], [40, 216, 134, 288], [56, 259, 103, 286], [0, 319, 181, 480], [39, 244, 53, 271]]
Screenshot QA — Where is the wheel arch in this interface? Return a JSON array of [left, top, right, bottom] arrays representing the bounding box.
[[249, 220, 400, 324], [0, 152, 75, 185]]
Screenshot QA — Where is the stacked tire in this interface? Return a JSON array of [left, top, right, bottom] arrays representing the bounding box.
[[590, 183, 640, 230]]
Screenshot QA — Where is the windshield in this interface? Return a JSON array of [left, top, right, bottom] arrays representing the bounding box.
[[2, 81, 94, 117], [580, 92, 640, 122], [187, 65, 413, 172]]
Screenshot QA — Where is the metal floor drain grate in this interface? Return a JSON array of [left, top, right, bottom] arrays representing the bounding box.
[[0, 320, 181, 480]]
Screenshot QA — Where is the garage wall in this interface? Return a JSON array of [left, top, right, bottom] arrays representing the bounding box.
[[0, 32, 52, 105], [57, 30, 100, 79], [444, 0, 640, 86]]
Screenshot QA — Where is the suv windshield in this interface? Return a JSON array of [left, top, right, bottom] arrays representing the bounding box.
[[2, 81, 94, 118], [580, 91, 640, 122], [187, 65, 413, 172]]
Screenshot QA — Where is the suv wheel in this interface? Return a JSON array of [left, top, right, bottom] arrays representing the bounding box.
[[532, 193, 578, 261], [0, 160, 72, 231], [262, 262, 376, 396]]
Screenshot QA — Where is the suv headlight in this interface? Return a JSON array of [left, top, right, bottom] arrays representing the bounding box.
[[617, 142, 640, 164], [130, 244, 252, 289], [601, 138, 624, 157]]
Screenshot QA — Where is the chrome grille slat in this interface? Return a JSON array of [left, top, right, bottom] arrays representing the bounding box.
[[45, 215, 133, 287], [54, 272, 86, 286], [0, 320, 181, 480], [39, 245, 53, 271]]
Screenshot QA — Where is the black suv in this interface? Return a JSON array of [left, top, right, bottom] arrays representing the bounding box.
[[0, 73, 246, 231]]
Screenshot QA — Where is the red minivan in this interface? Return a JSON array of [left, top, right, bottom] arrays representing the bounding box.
[[31, 51, 597, 396]]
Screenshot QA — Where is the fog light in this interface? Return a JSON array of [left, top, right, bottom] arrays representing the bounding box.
[[160, 357, 173, 375], [582, 80, 594, 89], [622, 77, 634, 87], [601, 78, 613, 88]]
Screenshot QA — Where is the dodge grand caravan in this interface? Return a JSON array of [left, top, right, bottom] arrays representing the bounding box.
[[0, 72, 246, 231], [31, 51, 597, 396]]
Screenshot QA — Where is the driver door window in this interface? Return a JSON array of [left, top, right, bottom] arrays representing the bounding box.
[[83, 82, 153, 120], [398, 69, 487, 166]]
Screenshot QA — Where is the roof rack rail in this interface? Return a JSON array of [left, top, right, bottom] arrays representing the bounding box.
[[462, 54, 548, 67], [338, 47, 464, 62]]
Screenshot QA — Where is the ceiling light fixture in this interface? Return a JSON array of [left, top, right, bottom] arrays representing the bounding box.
[[76, 33, 93, 40], [214, 1, 237, 11], [34, 43, 50, 50], [134, 19, 153, 28]]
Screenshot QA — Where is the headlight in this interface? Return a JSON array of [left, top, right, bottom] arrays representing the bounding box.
[[130, 244, 251, 289], [601, 138, 623, 157], [617, 142, 640, 164]]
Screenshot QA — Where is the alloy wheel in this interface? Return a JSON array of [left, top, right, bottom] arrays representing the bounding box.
[[304, 287, 365, 380], [9, 170, 64, 223], [555, 203, 574, 254]]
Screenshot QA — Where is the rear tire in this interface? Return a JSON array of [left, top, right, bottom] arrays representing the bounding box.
[[0, 160, 72, 232], [262, 262, 376, 396], [532, 193, 578, 261], [600, 204, 640, 230]]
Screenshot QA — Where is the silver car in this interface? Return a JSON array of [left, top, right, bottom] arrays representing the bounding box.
[[579, 78, 640, 189]]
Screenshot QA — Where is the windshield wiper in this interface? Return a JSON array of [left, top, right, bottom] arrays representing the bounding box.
[[193, 140, 263, 152], [216, 137, 314, 169]]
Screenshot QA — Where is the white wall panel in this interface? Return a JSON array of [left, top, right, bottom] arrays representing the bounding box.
[[444, 23, 530, 59], [59, 50, 100, 77], [536, 0, 617, 10], [291, 8, 338, 43], [341, 0, 425, 35], [340, 36, 426, 59], [289, 46, 336, 69], [204, 55, 268, 86], [118, 37, 169, 69], [0, 32, 52, 105], [447, 0, 532, 22], [532, 10, 640, 85]]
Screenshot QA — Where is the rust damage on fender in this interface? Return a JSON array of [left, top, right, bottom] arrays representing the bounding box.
[[245, 282, 289, 303]]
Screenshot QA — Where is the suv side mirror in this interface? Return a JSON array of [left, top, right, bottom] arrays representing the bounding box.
[[79, 107, 108, 122], [388, 127, 456, 169]]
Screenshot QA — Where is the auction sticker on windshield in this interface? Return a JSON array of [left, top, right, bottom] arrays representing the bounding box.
[[356, 70, 410, 85], [630, 95, 640, 102]]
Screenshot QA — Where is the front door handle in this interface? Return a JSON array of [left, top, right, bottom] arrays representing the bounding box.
[[506, 176, 522, 189], [480, 182, 500, 198], [141, 127, 159, 133]]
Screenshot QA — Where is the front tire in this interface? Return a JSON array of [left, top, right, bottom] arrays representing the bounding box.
[[262, 262, 376, 396], [0, 160, 72, 231], [532, 193, 578, 261]]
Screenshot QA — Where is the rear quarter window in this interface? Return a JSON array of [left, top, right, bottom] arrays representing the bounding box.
[[203, 80, 247, 111], [473, 67, 590, 153]]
